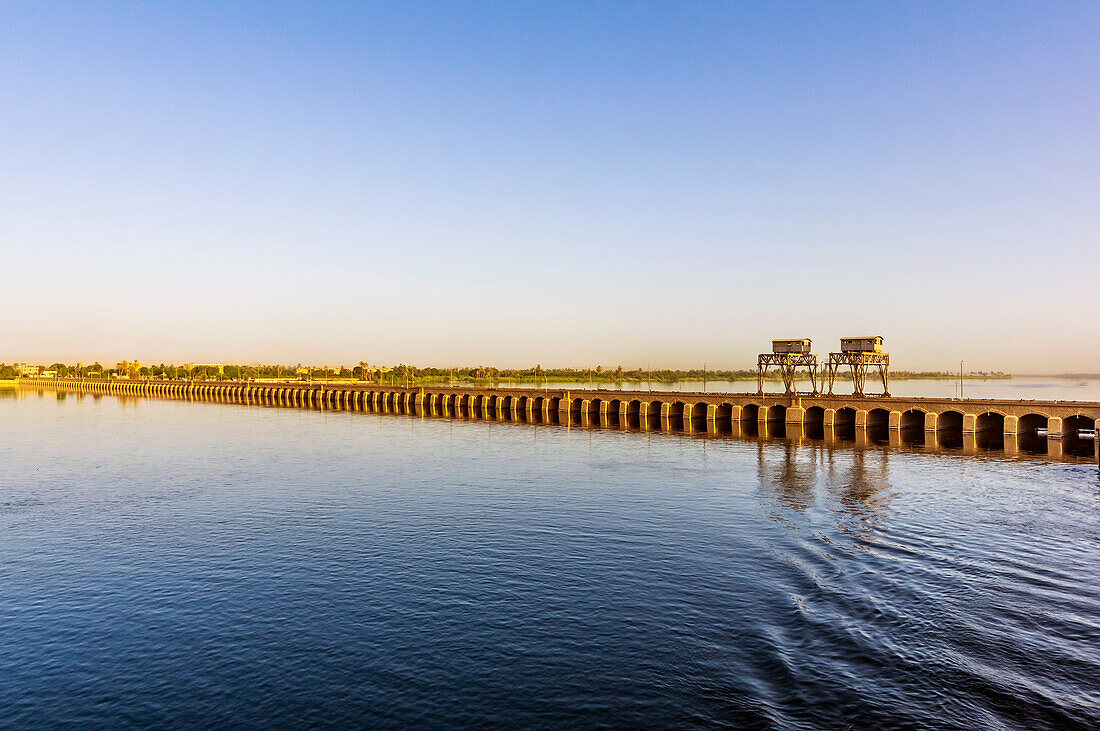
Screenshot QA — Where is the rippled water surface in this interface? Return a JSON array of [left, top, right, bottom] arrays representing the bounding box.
[[2, 390, 1098, 728]]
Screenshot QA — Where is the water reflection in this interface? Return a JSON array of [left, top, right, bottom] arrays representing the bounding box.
[[831, 448, 893, 523], [751, 433, 896, 545], [899, 425, 924, 446], [756, 440, 817, 516]]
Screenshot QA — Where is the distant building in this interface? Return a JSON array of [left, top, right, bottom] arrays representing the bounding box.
[[183, 363, 224, 374]]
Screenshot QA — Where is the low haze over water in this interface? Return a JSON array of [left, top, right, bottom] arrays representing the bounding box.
[[2, 389, 1098, 727]]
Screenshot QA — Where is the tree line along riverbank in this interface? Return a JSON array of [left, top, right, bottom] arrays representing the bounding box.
[[2, 362, 1011, 384]]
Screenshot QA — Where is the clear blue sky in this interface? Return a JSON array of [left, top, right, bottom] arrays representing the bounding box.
[[2, 1, 1097, 371]]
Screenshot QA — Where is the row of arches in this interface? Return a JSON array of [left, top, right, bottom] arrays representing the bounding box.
[[24, 380, 1098, 456]]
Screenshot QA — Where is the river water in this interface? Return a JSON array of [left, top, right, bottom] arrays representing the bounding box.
[[2, 389, 1098, 728]]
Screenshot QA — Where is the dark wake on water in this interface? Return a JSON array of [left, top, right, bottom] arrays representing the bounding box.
[[1, 392, 1098, 728]]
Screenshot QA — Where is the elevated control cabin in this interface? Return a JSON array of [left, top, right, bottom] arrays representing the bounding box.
[[759, 338, 818, 396], [827, 336, 889, 396], [773, 338, 812, 355], [840, 336, 884, 353]]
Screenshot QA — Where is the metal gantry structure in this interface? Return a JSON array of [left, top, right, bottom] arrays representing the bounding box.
[[758, 336, 891, 397], [758, 339, 819, 396], [824, 336, 890, 397]]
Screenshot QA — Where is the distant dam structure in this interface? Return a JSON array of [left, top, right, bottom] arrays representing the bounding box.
[[22, 378, 1100, 462]]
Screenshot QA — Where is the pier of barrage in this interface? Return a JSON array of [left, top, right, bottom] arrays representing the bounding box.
[[24, 378, 1100, 459]]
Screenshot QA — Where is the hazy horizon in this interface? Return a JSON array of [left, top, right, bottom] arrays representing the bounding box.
[[3, 2, 1097, 372], [3, 354, 1092, 378]]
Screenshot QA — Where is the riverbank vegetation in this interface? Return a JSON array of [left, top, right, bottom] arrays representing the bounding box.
[[362, 366, 1012, 386], [2, 361, 1012, 384]]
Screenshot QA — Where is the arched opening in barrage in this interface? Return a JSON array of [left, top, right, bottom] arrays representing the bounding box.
[[900, 409, 925, 430], [938, 410, 963, 430], [692, 402, 710, 430], [766, 404, 787, 437], [937, 410, 964, 448], [900, 409, 926, 444], [867, 408, 889, 428], [1064, 415, 1096, 458], [834, 407, 856, 427], [803, 406, 825, 438], [670, 401, 686, 430], [833, 407, 856, 440], [1018, 413, 1047, 434], [975, 412, 1005, 450], [1015, 413, 1048, 453], [867, 408, 890, 443], [976, 412, 1004, 432], [741, 403, 760, 436], [715, 403, 733, 432], [1065, 414, 1096, 435]]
